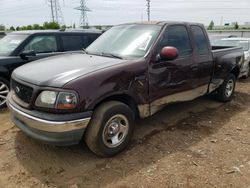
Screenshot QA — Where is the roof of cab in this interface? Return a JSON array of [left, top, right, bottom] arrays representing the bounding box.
[[119, 21, 204, 27]]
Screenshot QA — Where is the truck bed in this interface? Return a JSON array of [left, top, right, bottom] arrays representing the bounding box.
[[212, 46, 243, 61], [212, 46, 244, 68], [210, 45, 243, 88]]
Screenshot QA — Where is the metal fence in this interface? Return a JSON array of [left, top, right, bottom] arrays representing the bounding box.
[[207, 30, 250, 38]]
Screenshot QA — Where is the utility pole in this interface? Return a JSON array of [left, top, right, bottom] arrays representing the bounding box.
[[146, 0, 151, 21], [75, 0, 91, 28], [48, 0, 64, 25], [49, 0, 55, 22], [54, 0, 58, 23]]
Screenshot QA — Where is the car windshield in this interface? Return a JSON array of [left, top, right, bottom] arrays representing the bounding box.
[[212, 39, 249, 51], [0, 34, 28, 56], [86, 24, 162, 59]]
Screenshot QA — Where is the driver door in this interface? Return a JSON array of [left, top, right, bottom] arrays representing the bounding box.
[[149, 25, 199, 115], [19, 34, 62, 63]]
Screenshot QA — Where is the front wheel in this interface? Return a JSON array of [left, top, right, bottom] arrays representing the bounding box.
[[84, 101, 135, 157], [216, 73, 236, 102], [0, 78, 10, 109]]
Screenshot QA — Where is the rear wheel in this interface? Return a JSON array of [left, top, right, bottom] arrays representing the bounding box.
[[0, 78, 10, 109], [84, 101, 135, 157], [216, 73, 236, 102]]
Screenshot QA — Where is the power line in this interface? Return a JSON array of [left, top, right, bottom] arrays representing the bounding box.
[[48, 0, 64, 25], [74, 0, 91, 28], [49, 0, 55, 22]]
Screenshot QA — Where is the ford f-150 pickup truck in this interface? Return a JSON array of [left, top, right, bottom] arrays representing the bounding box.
[[7, 21, 243, 157]]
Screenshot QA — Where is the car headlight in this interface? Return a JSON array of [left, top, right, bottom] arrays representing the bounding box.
[[35, 91, 78, 110], [35, 91, 58, 108], [56, 92, 78, 110]]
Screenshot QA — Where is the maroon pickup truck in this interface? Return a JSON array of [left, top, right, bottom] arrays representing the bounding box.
[[7, 21, 243, 157]]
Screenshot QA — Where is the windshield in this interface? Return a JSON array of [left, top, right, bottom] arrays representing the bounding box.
[[0, 34, 28, 56], [212, 39, 249, 51], [86, 24, 162, 59]]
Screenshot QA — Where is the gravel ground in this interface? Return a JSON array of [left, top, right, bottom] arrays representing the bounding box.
[[0, 79, 250, 188]]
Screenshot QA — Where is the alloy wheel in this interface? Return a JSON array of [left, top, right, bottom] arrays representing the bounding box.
[[0, 81, 9, 107]]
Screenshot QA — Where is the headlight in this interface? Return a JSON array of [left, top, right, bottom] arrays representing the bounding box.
[[56, 92, 77, 110], [35, 90, 78, 110], [35, 91, 58, 108]]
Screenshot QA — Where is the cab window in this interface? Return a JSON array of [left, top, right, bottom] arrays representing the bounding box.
[[158, 25, 192, 57], [23, 35, 58, 53], [191, 26, 209, 55]]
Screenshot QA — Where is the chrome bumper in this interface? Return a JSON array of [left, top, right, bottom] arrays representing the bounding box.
[[8, 103, 91, 133]]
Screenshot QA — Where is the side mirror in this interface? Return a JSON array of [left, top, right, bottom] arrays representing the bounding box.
[[159, 46, 178, 61], [20, 50, 36, 60]]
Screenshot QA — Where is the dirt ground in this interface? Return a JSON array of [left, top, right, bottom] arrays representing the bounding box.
[[0, 79, 250, 188]]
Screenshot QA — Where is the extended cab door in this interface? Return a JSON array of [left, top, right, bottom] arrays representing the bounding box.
[[190, 25, 214, 94], [149, 25, 200, 115]]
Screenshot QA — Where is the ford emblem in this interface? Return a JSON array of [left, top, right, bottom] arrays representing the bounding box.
[[15, 86, 20, 93]]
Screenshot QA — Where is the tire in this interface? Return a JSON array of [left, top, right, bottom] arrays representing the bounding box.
[[84, 101, 135, 157], [216, 73, 236, 102], [0, 78, 10, 109]]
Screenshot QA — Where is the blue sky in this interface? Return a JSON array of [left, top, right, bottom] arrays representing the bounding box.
[[0, 0, 250, 27]]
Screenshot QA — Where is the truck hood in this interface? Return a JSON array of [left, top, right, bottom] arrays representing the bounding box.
[[13, 53, 127, 87]]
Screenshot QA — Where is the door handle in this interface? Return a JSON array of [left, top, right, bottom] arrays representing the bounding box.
[[191, 65, 198, 71]]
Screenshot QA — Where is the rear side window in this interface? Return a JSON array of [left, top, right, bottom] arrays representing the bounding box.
[[158, 25, 192, 57], [61, 35, 98, 51], [191, 26, 209, 55]]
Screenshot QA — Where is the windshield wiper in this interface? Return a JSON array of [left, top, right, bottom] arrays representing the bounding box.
[[81, 48, 88, 54], [100, 52, 124, 59]]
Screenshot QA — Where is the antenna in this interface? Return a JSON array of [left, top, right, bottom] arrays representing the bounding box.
[[146, 0, 151, 21], [75, 0, 91, 28], [48, 0, 64, 25]]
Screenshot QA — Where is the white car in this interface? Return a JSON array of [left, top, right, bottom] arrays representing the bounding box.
[[212, 38, 250, 78]]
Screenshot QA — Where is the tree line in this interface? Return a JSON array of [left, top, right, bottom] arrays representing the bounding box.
[[207, 20, 250, 30], [0, 22, 77, 31]]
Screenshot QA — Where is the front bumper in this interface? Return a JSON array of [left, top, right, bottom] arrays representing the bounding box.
[[7, 96, 92, 146]]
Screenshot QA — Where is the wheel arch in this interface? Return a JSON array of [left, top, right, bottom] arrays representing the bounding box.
[[230, 66, 240, 79], [92, 93, 139, 119]]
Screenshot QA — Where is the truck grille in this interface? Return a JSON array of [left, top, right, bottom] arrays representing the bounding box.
[[11, 80, 33, 104]]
